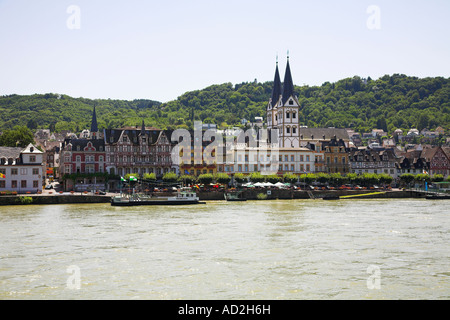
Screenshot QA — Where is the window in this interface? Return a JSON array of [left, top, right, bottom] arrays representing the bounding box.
[[12, 180, 17, 188], [306, 155, 310, 162], [293, 127, 297, 134], [20, 168, 28, 175], [292, 112, 296, 119], [289, 100, 294, 105], [286, 127, 290, 134], [30, 156, 36, 162], [123, 136, 128, 142], [286, 112, 290, 119], [291, 155, 294, 162], [33, 180, 39, 188], [21, 180, 27, 188], [11, 168, 18, 175], [285, 155, 288, 162], [32, 168, 39, 175], [0, 181, 5, 188]]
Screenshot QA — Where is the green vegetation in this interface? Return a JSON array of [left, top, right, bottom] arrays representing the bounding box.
[[256, 193, 268, 200], [16, 196, 33, 205], [1, 74, 448, 134], [0, 125, 34, 147]]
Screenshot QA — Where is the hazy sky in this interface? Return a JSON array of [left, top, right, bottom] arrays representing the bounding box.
[[0, 0, 449, 102]]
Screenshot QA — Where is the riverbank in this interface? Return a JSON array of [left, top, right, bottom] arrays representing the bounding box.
[[0, 189, 430, 205]]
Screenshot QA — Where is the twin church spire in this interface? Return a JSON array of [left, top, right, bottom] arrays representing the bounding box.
[[267, 54, 300, 148], [269, 54, 295, 108]]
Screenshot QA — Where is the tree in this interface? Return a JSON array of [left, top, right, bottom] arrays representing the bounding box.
[[178, 174, 196, 185], [283, 173, 298, 184], [162, 172, 178, 183], [431, 174, 444, 182], [0, 125, 35, 148], [233, 173, 247, 184], [198, 173, 213, 185], [399, 173, 415, 188], [143, 173, 156, 181], [265, 174, 281, 183], [215, 173, 231, 185], [249, 172, 265, 183]]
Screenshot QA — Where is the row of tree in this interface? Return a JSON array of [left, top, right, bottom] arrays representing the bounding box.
[[1, 74, 449, 134], [119, 172, 450, 187]]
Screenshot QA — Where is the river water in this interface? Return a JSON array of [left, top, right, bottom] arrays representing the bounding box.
[[0, 199, 448, 300]]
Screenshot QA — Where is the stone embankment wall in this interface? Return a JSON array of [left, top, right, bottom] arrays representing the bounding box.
[[0, 190, 425, 205], [0, 195, 111, 205], [198, 189, 425, 200]]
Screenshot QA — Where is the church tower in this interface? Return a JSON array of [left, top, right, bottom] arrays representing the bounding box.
[[267, 54, 300, 148], [90, 106, 102, 139]]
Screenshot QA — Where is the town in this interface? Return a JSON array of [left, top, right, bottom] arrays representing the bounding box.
[[0, 58, 449, 196]]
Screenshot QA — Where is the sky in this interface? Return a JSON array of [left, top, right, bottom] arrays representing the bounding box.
[[0, 0, 449, 103]]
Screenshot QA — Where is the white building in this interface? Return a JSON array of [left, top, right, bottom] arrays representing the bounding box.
[[0, 144, 45, 193]]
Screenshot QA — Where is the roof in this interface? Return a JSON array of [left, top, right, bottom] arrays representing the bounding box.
[[0, 146, 22, 159], [270, 62, 282, 108], [103, 127, 167, 146], [299, 127, 350, 141], [90, 106, 98, 132], [63, 139, 105, 150], [22, 143, 43, 154], [281, 57, 295, 105]]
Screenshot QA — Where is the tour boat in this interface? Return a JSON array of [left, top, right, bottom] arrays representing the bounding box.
[[111, 188, 203, 206]]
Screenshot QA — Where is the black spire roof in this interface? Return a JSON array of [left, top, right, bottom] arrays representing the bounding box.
[[140, 119, 146, 135], [282, 56, 295, 105], [270, 61, 282, 108], [90, 106, 98, 133]]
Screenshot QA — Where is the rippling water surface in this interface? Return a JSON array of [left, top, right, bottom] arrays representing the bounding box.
[[0, 199, 449, 299]]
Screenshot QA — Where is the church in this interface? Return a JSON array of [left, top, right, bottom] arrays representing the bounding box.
[[266, 54, 301, 148], [266, 55, 350, 150]]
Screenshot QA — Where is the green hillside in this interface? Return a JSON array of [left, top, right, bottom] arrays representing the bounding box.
[[1, 74, 449, 134]]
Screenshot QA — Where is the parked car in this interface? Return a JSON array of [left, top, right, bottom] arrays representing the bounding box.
[[45, 185, 53, 189]]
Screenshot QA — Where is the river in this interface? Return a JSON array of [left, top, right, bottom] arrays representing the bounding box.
[[0, 198, 448, 300]]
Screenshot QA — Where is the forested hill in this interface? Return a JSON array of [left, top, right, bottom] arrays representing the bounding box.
[[0, 74, 449, 134]]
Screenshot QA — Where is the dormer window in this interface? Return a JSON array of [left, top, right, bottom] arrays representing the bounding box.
[[289, 99, 294, 105]]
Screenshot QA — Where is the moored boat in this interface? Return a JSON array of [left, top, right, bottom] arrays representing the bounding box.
[[111, 188, 203, 206], [425, 193, 450, 200]]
